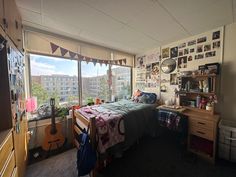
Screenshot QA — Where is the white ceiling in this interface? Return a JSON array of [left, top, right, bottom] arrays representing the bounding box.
[[16, 0, 235, 54]]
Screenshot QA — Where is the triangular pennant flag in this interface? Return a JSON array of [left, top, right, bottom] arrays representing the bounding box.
[[85, 57, 89, 64], [50, 42, 59, 54], [60, 47, 68, 56], [92, 59, 97, 66], [123, 59, 127, 65], [104, 60, 108, 66], [77, 53, 82, 59], [69, 51, 76, 58], [115, 61, 118, 65], [119, 59, 123, 65]]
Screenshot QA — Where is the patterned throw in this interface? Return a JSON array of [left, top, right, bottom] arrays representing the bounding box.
[[157, 109, 181, 131], [77, 105, 125, 153]]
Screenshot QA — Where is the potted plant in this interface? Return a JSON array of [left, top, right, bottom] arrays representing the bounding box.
[[206, 95, 218, 111]]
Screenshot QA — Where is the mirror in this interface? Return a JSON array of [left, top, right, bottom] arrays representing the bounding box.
[[161, 58, 176, 74]]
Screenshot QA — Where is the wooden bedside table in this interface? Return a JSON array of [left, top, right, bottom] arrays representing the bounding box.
[[183, 109, 220, 163]]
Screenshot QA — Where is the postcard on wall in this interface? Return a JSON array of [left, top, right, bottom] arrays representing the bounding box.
[[136, 55, 146, 69], [162, 47, 170, 59], [146, 52, 160, 63], [213, 41, 220, 49]]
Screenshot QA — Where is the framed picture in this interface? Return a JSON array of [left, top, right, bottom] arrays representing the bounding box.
[[204, 44, 211, 52], [205, 63, 220, 74], [162, 47, 170, 59]]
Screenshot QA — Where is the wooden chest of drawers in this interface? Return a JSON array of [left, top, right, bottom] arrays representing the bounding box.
[[183, 109, 220, 163], [0, 129, 16, 177]]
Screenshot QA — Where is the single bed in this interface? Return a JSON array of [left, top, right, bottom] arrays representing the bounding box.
[[72, 92, 158, 175]]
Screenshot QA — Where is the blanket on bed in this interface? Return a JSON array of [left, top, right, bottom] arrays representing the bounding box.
[[77, 100, 156, 153], [78, 103, 125, 154]]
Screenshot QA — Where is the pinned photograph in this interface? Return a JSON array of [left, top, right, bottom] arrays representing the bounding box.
[[170, 47, 178, 58], [136, 55, 146, 69], [213, 41, 220, 49], [151, 62, 159, 75], [178, 43, 186, 49], [162, 47, 170, 58], [178, 56, 187, 68], [188, 56, 193, 61], [184, 48, 189, 55], [170, 73, 178, 85], [197, 45, 203, 53], [188, 40, 196, 46], [195, 54, 204, 60], [204, 44, 211, 52], [178, 50, 183, 56], [190, 48, 195, 53], [197, 37, 207, 43], [205, 51, 216, 58], [212, 31, 220, 40], [146, 64, 152, 72]]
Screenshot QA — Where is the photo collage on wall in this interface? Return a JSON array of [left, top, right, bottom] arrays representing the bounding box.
[[161, 29, 222, 71], [135, 50, 160, 90]]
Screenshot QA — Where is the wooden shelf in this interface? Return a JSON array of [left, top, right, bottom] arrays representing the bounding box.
[[183, 106, 214, 115], [179, 91, 215, 96], [180, 74, 217, 78]]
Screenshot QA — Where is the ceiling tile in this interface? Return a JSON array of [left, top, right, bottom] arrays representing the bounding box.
[[80, 0, 154, 24], [159, 0, 233, 34], [16, 0, 41, 13], [127, 1, 188, 42], [18, 7, 42, 24], [42, 0, 124, 33]]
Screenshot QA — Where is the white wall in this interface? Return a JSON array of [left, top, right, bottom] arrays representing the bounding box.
[[220, 23, 236, 121]]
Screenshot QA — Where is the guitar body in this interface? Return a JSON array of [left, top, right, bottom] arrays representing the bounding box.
[[42, 98, 65, 151], [42, 123, 65, 151]]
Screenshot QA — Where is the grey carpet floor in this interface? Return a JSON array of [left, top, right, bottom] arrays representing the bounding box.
[[25, 148, 79, 177], [26, 132, 236, 177]]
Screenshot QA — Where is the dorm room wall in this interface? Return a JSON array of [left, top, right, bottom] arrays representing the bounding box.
[[133, 22, 236, 122], [134, 26, 223, 104]]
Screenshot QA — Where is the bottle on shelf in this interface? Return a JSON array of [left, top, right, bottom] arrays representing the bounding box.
[[196, 95, 201, 108]]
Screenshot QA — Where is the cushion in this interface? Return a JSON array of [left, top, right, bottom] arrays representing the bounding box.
[[139, 92, 157, 104], [133, 89, 142, 97]]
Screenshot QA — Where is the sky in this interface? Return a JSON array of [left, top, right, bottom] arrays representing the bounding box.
[[30, 54, 109, 77]]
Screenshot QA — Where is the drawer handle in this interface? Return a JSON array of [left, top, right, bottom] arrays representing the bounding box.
[[197, 122, 205, 125], [196, 131, 205, 135]]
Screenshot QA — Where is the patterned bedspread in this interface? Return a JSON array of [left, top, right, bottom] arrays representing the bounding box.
[[78, 105, 124, 153], [77, 100, 156, 154]]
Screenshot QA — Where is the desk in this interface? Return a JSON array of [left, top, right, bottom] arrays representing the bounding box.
[[157, 105, 186, 113]]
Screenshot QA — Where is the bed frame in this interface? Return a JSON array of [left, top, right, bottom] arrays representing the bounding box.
[[72, 106, 97, 177]]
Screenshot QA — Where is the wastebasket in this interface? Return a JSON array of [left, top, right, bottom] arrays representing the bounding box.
[[218, 119, 236, 162]]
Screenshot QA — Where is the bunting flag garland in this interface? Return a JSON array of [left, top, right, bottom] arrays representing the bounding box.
[[50, 42, 59, 54], [49, 41, 127, 66], [69, 51, 76, 58], [60, 47, 68, 56], [123, 59, 127, 65]]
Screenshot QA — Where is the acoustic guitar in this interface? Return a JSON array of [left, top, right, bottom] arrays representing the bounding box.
[[42, 98, 65, 151]]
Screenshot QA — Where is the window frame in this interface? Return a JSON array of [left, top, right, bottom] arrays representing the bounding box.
[[28, 52, 132, 107]]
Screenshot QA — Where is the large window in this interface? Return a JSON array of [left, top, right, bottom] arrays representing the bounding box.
[[30, 54, 79, 117], [30, 54, 132, 118], [111, 65, 131, 100]]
